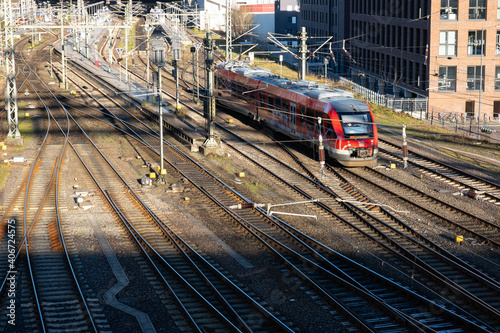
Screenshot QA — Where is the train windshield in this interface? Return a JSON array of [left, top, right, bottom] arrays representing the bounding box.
[[338, 112, 373, 136]]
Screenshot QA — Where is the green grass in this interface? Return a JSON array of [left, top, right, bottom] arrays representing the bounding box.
[[19, 117, 34, 135], [0, 165, 11, 190], [244, 179, 271, 195]]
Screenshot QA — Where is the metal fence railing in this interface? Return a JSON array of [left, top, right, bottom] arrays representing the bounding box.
[[337, 77, 499, 142], [338, 77, 428, 119], [427, 108, 500, 142]]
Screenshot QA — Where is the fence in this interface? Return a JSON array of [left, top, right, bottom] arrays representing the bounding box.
[[336, 78, 500, 142], [427, 108, 500, 142], [338, 77, 428, 119]]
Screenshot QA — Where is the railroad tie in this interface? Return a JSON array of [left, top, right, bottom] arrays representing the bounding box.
[[0, 222, 6, 239], [48, 221, 63, 251]]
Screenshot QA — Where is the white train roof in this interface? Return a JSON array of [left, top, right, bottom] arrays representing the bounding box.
[[219, 62, 355, 103]]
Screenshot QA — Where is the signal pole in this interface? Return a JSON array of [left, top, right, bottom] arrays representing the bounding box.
[[172, 38, 181, 111], [60, 1, 68, 90], [125, 1, 131, 83], [225, 0, 232, 61], [298, 26, 307, 81], [203, 32, 218, 147]]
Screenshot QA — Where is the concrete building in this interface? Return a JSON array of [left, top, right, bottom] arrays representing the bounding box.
[[297, 0, 348, 76], [275, 0, 299, 36], [240, 2, 275, 38], [196, 0, 274, 38], [348, 1, 429, 98]]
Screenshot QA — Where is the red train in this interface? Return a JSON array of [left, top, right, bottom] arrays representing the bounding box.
[[215, 62, 378, 167]]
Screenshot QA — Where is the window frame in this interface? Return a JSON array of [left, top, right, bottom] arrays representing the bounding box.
[[466, 65, 485, 91], [496, 31, 500, 55], [440, 0, 458, 20], [439, 30, 457, 56], [438, 66, 457, 92], [467, 30, 485, 56], [469, 0, 487, 20], [495, 66, 500, 91]]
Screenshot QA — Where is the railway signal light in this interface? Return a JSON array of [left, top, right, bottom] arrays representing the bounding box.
[[150, 26, 168, 183]]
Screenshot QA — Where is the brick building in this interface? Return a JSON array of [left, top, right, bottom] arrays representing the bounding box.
[[299, 0, 500, 119], [429, 0, 500, 118]]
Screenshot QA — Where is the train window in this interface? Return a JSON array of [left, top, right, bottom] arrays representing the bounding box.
[[260, 93, 266, 108], [306, 108, 315, 130], [236, 84, 245, 100], [217, 77, 225, 89], [282, 100, 290, 119], [268, 95, 275, 114], [299, 105, 306, 126], [339, 112, 373, 136], [326, 120, 336, 139], [274, 97, 281, 118]]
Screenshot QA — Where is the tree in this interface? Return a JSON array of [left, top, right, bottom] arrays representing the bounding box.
[[231, 4, 254, 41]]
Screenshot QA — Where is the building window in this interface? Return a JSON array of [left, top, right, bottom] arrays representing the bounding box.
[[441, 0, 458, 20], [467, 66, 484, 91], [496, 66, 500, 90], [469, 0, 486, 20], [439, 66, 457, 91], [468, 30, 485, 55], [439, 31, 457, 56], [497, 31, 500, 55], [498, 0, 500, 19]]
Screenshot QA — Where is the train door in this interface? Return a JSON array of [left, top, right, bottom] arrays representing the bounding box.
[[290, 102, 296, 134]]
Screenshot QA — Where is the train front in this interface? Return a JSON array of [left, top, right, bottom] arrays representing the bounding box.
[[328, 99, 378, 167]]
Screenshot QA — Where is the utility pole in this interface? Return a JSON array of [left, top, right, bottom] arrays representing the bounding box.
[[60, 1, 68, 90], [172, 38, 181, 111], [298, 26, 307, 81], [85, 11, 89, 59], [194, 43, 201, 104], [191, 46, 196, 98], [225, 0, 231, 61], [49, 43, 54, 77], [145, 24, 153, 101], [4, 0, 20, 138], [203, 32, 218, 147], [4, 3, 129, 134], [125, 2, 130, 82], [323, 56, 329, 82], [108, 28, 113, 68]]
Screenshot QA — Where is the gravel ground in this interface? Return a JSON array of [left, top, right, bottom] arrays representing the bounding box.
[[2, 57, 499, 331]]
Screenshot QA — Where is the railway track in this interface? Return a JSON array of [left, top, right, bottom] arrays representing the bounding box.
[[15, 23, 499, 331], [44, 45, 298, 331], [378, 138, 500, 205], [337, 166, 500, 248], [0, 38, 103, 332], [87, 59, 500, 330], [213, 119, 500, 329], [99, 36, 500, 330], [48, 45, 463, 331]]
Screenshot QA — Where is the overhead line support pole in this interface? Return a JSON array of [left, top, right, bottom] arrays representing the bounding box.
[[4, 0, 20, 138], [298, 26, 307, 81]]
